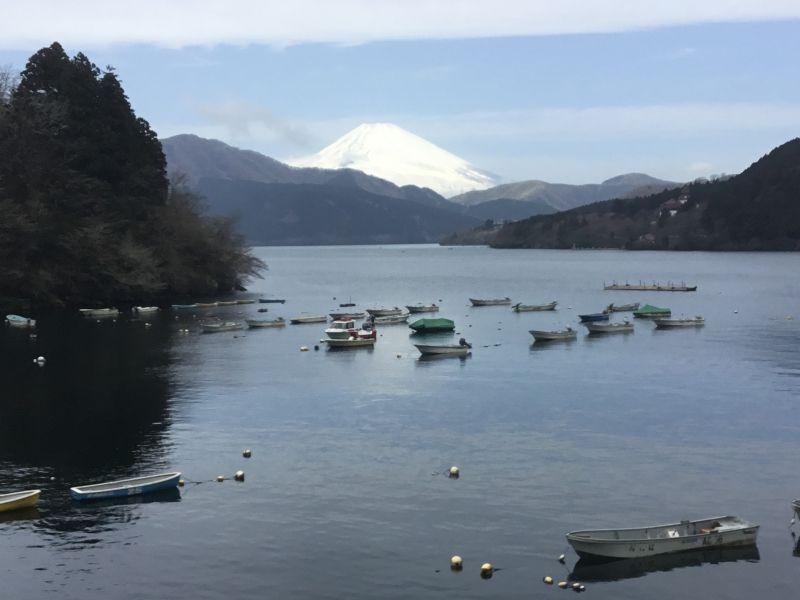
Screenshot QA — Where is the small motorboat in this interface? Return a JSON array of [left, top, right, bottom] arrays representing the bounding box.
[[606, 302, 640, 312], [584, 321, 634, 334], [579, 311, 610, 322], [171, 303, 198, 310], [82, 308, 120, 319], [370, 314, 409, 325], [5, 314, 36, 329], [329, 311, 366, 320], [566, 516, 759, 559], [512, 301, 557, 312], [406, 303, 439, 314], [654, 317, 705, 328], [245, 317, 285, 328], [469, 297, 511, 306], [201, 321, 245, 333], [415, 338, 472, 356], [70, 471, 182, 501], [366, 307, 403, 317], [529, 327, 577, 342], [409, 318, 455, 333], [258, 298, 286, 304], [133, 306, 159, 314], [324, 318, 358, 339], [290, 315, 328, 324], [325, 328, 377, 348], [0, 489, 41, 513], [633, 304, 671, 318]]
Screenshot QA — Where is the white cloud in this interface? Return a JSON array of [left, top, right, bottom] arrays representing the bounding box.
[[196, 100, 313, 149], [2, 0, 799, 49]]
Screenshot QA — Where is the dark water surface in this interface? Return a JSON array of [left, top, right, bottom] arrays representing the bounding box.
[[2, 245, 799, 599]]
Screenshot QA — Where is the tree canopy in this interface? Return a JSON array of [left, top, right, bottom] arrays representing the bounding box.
[[0, 43, 263, 310]]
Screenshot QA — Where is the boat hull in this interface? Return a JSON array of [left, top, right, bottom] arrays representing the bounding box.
[[414, 344, 470, 356], [202, 322, 245, 333], [406, 305, 439, 313], [0, 489, 41, 513], [258, 299, 286, 303], [567, 516, 758, 559], [290, 316, 328, 324], [366, 308, 403, 317], [530, 329, 577, 341], [325, 338, 376, 348], [579, 313, 610, 322], [604, 283, 696, 292], [469, 298, 511, 306], [512, 302, 557, 312], [246, 319, 285, 328], [654, 318, 704, 328], [5, 315, 36, 328], [70, 472, 181, 501], [585, 322, 634, 334]]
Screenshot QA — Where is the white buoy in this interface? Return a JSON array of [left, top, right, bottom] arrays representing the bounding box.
[[216, 475, 225, 482], [448, 466, 460, 479], [558, 554, 566, 563], [300, 346, 309, 352], [450, 555, 463, 570], [579, 585, 586, 592], [35, 356, 46, 366], [178, 479, 185, 487], [543, 576, 553, 585], [734, 310, 738, 314], [558, 581, 568, 589], [480, 563, 493, 578], [572, 582, 582, 591], [234, 470, 245, 482], [243, 448, 252, 458]]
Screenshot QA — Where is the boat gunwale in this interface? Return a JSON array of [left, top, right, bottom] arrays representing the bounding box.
[[0, 489, 41, 503], [70, 472, 181, 494]]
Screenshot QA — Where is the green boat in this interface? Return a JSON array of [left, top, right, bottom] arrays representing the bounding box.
[[633, 304, 671, 318], [409, 318, 455, 333]]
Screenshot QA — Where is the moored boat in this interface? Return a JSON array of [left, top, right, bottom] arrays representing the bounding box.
[[195, 302, 218, 308], [469, 297, 511, 306], [201, 320, 245, 333], [633, 304, 671, 318], [236, 299, 256, 305], [370, 314, 409, 325], [414, 341, 472, 356], [366, 307, 403, 317], [409, 317, 455, 333], [324, 318, 358, 339], [259, 298, 286, 304], [406, 303, 439, 314], [607, 302, 640, 312], [604, 281, 697, 292], [82, 308, 120, 319], [579, 311, 610, 322], [512, 301, 557, 312], [0, 489, 41, 513], [245, 317, 285, 328], [529, 327, 577, 342], [654, 316, 705, 328], [290, 315, 328, 324], [566, 516, 759, 559], [133, 306, 159, 314], [329, 311, 366, 320], [325, 328, 377, 348], [70, 471, 182, 501], [216, 300, 238, 307], [171, 303, 198, 310], [584, 321, 634, 334], [5, 314, 36, 329]]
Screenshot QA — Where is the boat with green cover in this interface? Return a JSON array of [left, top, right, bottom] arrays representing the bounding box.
[[633, 304, 671, 318], [409, 318, 455, 333]]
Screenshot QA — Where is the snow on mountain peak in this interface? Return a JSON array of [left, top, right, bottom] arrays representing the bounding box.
[[289, 122, 496, 197]]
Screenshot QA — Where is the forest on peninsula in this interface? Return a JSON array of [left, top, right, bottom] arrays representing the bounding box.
[[0, 43, 263, 311]]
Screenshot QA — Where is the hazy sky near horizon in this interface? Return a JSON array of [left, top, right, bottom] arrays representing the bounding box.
[[1, 1, 799, 185]]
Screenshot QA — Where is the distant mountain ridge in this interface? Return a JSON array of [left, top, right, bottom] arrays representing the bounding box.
[[450, 173, 679, 213], [289, 122, 496, 197]]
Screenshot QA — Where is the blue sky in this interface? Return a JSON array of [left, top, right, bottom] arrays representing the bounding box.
[[1, 1, 799, 185]]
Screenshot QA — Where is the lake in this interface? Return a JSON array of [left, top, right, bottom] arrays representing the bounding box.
[[1, 245, 799, 599]]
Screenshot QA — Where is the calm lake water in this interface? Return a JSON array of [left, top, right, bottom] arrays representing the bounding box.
[[2, 245, 800, 599]]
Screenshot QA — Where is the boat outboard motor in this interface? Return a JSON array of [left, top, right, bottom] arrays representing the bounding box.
[[459, 337, 472, 349]]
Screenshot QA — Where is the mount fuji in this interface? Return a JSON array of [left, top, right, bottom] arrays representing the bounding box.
[[289, 123, 497, 198]]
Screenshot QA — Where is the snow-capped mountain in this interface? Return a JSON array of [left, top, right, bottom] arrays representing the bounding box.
[[289, 123, 496, 198]]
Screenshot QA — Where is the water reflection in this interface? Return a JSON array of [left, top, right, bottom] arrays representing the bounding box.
[[0, 507, 40, 524], [569, 545, 760, 582]]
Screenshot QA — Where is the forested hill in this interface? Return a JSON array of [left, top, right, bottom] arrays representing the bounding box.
[[0, 43, 262, 311], [489, 138, 800, 251]]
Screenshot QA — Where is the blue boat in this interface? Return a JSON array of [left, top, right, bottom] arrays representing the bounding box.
[[5, 314, 36, 329], [579, 312, 610, 322], [70, 471, 181, 501]]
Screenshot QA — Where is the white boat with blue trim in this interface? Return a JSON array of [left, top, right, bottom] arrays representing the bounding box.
[[70, 471, 181, 501]]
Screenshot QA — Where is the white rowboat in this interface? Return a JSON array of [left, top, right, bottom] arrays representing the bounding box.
[[529, 327, 577, 342], [414, 343, 471, 356], [512, 301, 557, 312], [584, 321, 634, 334], [70, 472, 181, 501], [469, 297, 511, 306], [566, 515, 758, 559], [654, 317, 705, 328]]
